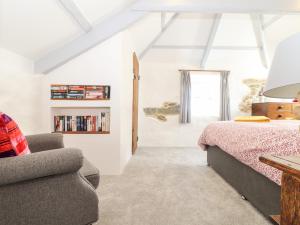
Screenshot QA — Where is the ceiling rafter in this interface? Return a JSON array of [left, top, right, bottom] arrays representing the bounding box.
[[153, 45, 259, 50], [262, 15, 284, 29], [131, 0, 300, 13], [58, 0, 92, 32], [35, 3, 147, 74], [139, 13, 179, 59], [251, 14, 269, 68], [200, 14, 222, 68], [161, 13, 167, 30]]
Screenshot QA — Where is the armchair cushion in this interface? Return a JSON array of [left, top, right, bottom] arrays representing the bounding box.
[[0, 148, 83, 186], [0, 112, 30, 158], [26, 133, 100, 189], [26, 133, 64, 153], [80, 158, 100, 189]]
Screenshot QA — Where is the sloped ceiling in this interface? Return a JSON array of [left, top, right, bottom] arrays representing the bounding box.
[[1, 0, 300, 69], [214, 14, 257, 46], [0, 0, 82, 59], [130, 13, 300, 65], [156, 14, 215, 46], [74, 0, 136, 24], [132, 0, 300, 13], [0, 0, 134, 60]]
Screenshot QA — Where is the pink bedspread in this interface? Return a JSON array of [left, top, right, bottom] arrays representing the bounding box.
[[198, 120, 300, 185]]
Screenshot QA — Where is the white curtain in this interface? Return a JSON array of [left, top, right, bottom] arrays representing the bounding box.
[[220, 71, 231, 121], [180, 71, 191, 123]]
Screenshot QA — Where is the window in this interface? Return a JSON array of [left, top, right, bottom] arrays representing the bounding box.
[[190, 72, 220, 118]]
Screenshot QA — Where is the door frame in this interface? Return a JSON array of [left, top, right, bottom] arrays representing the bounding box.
[[132, 52, 139, 154]]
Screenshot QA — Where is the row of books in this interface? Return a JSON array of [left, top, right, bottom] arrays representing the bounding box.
[[51, 85, 111, 100], [85, 85, 110, 99], [51, 85, 68, 99], [54, 113, 110, 133]]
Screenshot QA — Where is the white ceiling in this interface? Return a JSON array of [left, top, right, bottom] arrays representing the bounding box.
[[130, 13, 300, 64], [214, 14, 257, 46], [0, 0, 82, 60], [0, 0, 300, 67], [156, 14, 215, 46], [0, 0, 134, 60], [132, 0, 300, 13], [74, 0, 135, 24]]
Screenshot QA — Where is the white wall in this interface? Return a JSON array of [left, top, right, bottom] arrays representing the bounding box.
[[0, 31, 134, 175], [136, 13, 300, 147], [131, 13, 300, 147], [0, 48, 46, 134], [139, 52, 268, 147], [120, 30, 134, 169], [43, 32, 133, 175]]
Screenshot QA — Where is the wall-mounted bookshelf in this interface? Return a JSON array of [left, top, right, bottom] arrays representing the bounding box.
[[53, 113, 110, 134], [50, 84, 111, 135], [51, 107, 111, 135], [50, 101, 110, 108], [51, 84, 111, 100]]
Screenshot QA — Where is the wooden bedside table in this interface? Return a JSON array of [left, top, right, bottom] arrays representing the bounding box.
[[252, 102, 300, 120], [260, 155, 300, 225]]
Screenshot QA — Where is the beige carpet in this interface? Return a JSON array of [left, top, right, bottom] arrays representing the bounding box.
[[96, 147, 272, 225]]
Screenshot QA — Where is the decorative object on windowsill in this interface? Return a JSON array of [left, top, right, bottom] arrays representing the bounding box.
[[239, 79, 266, 113], [144, 102, 180, 122], [264, 32, 300, 120], [257, 87, 265, 103]]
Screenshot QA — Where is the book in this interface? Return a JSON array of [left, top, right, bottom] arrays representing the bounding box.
[[54, 113, 110, 133], [51, 85, 111, 100]]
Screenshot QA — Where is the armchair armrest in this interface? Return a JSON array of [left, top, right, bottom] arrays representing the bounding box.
[[26, 133, 64, 153], [0, 148, 83, 186]]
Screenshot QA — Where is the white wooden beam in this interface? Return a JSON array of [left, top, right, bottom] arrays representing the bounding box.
[[200, 14, 222, 68], [251, 14, 269, 68], [132, 0, 300, 13], [161, 12, 166, 30], [58, 0, 92, 32], [139, 13, 179, 59], [263, 15, 284, 29], [153, 45, 259, 50], [35, 7, 147, 74]]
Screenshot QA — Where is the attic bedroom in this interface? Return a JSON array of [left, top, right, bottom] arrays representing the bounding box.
[[1, 1, 300, 225]]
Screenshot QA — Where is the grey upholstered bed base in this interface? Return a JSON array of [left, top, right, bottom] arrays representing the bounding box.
[[207, 146, 280, 217]]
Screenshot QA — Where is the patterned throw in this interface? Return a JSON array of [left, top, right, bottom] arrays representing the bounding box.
[[199, 120, 300, 185], [0, 112, 30, 158]]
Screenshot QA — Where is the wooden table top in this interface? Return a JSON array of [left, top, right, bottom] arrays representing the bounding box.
[[259, 155, 300, 178]]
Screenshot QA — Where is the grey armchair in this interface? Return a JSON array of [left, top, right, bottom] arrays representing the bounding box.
[[0, 133, 99, 225]]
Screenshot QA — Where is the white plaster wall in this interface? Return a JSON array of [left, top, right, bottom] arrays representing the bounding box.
[[43, 33, 133, 175], [136, 13, 300, 148], [0, 32, 134, 175], [120, 30, 134, 169], [0, 48, 45, 134], [138, 56, 267, 147]]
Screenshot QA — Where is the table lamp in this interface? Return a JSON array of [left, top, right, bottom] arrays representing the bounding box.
[[264, 32, 300, 119]]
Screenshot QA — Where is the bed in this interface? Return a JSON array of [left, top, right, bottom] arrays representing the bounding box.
[[199, 120, 300, 217]]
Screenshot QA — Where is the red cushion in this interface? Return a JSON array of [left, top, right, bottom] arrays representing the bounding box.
[[0, 113, 30, 158]]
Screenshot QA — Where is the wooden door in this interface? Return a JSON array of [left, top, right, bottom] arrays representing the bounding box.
[[132, 52, 139, 154]]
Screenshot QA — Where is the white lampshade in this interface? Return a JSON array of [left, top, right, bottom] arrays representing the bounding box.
[[264, 32, 300, 98]]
